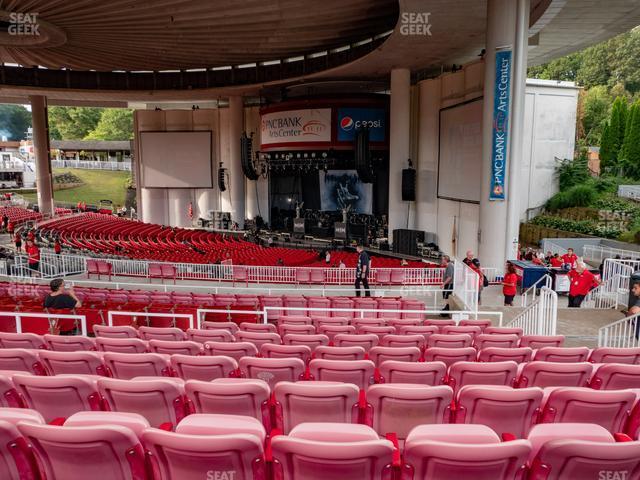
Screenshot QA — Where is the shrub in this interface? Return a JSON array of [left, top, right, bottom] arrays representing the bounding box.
[[564, 184, 598, 207]]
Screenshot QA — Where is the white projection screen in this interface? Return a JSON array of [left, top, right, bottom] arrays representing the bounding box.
[[139, 131, 213, 188], [438, 99, 483, 203]]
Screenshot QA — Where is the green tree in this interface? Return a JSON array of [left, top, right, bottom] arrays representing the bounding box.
[[621, 102, 640, 178], [84, 108, 133, 141], [581, 85, 611, 145], [599, 122, 612, 168], [48, 107, 102, 140], [0, 104, 31, 140], [528, 52, 583, 82], [608, 96, 628, 170]]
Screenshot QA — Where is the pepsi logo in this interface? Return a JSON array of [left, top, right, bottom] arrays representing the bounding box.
[[340, 116, 354, 131]]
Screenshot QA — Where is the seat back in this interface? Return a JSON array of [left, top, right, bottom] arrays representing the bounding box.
[[0, 332, 46, 349], [43, 334, 96, 352], [368, 346, 421, 366], [378, 361, 446, 386], [477, 347, 533, 363], [0, 349, 46, 375], [171, 354, 238, 382], [518, 362, 593, 388], [138, 326, 186, 342], [314, 346, 366, 361], [235, 331, 282, 349], [309, 359, 375, 389], [39, 350, 106, 376], [484, 327, 523, 337], [93, 325, 138, 338], [378, 334, 426, 350], [474, 334, 520, 349], [446, 361, 518, 390], [589, 363, 640, 390], [427, 334, 473, 349], [441, 326, 482, 339], [95, 337, 149, 354], [187, 328, 234, 343], [260, 343, 312, 363], [102, 352, 172, 379], [203, 341, 258, 361], [422, 347, 477, 368], [148, 339, 203, 356], [317, 325, 356, 342], [240, 322, 277, 333], [519, 335, 565, 349], [283, 334, 329, 349], [534, 347, 590, 363], [333, 334, 379, 351], [589, 347, 640, 365], [0, 420, 40, 480], [239, 357, 305, 387], [201, 321, 239, 334]]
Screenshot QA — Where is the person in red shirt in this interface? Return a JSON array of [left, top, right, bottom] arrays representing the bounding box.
[[54, 238, 62, 255], [470, 258, 485, 305], [568, 262, 599, 307], [562, 248, 578, 269], [502, 262, 519, 306], [13, 231, 21, 252], [549, 253, 563, 268], [26, 240, 40, 277]]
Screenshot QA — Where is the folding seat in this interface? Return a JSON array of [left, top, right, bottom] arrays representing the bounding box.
[[309, 359, 376, 389], [0, 371, 23, 407], [283, 296, 307, 310], [171, 354, 238, 382], [239, 357, 305, 386], [386, 318, 423, 328], [333, 333, 379, 351], [261, 343, 312, 363], [39, 350, 107, 376], [400, 299, 426, 320], [365, 384, 453, 442], [201, 321, 239, 333], [474, 333, 520, 350], [235, 331, 282, 349], [279, 323, 316, 337], [12, 374, 104, 423], [377, 361, 444, 386], [519, 334, 565, 349], [352, 318, 386, 329], [538, 387, 636, 433], [239, 321, 278, 333], [95, 336, 149, 354], [477, 346, 533, 363], [589, 363, 640, 390], [139, 325, 187, 341], [93, 324, 138, 338], [0, 413, 42, 479], [484, 326, 523, 337], [204, 341, 258, 361], [185, 378, 271, 428], [397, 325, 439, 343], [278, 315, 313, 326], [368, 346, 421, 366], [186, 327, 234, 343], [98, 377, 188, 429], [0, 349, 47, 375], [18, 421, 147, 480], [376, 299, 401, 319], [357, 325, 396, 342], [379, 334, 426, 350], [422, 347, 478, 368], [0, 332, 46, 349], [260, 295, 284, 322], [270, 423, 395, 480], [447, 361, 518, 391], [307, 297, 331, 318], [424, 319, 456, 330], [314, 345, 366, 361], [375, 269, 391, 284], [403, 424, 531, 480], [534, 346, 590, 363], [589, 347, 640, 364], [459, 319, 492, 330], [313, 316, 350, 328], [317, 324, 356, 342], [441, 325, 482, 339], [527, 423, 640, 480], [143, 415, 267, 480], [330, 298, 355, 319], [149, 339, 203, 356], [283, 333, 329, 349], [427, 333, 473, 349], [517, 362, 593, 388], [353, 298, 379, 318], [102, 352, 172, 379], [43, 333, 96, 352], [273, 381, 360, 434]]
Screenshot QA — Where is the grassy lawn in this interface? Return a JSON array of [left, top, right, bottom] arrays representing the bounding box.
[[22, 168, 131, 207]]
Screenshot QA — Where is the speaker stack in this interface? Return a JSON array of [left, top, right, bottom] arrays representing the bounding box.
[[240, 132, 259, 180], [393, 229, 425, 256], [355, 128, 375, 183], [402, 168, 416, 201], [218, 163, 227, 192]]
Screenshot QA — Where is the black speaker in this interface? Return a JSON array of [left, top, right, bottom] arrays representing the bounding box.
[[241, 132, 259, 180], [393, 229, 425, 256], [402, 168, 416, 201], [355, 128, 374, 183], [218, 164, 227, 192]]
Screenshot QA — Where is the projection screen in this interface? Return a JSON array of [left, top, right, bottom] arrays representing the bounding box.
[[139, 131, 213, 188], [438, 99, 483, 203]]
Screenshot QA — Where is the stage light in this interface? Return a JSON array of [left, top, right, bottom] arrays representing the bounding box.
[[322, 152, 328, 158], [297, 153, 301, 159], [311, 152, 316, 158]]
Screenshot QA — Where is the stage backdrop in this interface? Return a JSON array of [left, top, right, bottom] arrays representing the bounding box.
[[320, 170, 373, 214]]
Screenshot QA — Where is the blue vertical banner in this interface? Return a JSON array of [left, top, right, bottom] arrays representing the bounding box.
[[489, 49, 512, 201]]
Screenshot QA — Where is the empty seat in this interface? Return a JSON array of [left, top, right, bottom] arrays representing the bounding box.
[[484, 327, 523, 337], [93, 324, 138, 338], [368, 346, 421, 366], [273, 381, 360, 434], [0, 349, 47, 375], [278, 315, 313, 326], [397, 325, 439, 342], [378, 361, 446, 386], [98, 377, 188, 429], [314, 345, 366, 361], [379, 334, 426, 350], [102, 352, 172, 379], [366, 384, 453, 442], [589, 363, 640, 390], [441, 325, 482, 339], [589, 347, 640, 364], [261, 343, 312, 363], [201, 321, 239, 334], [0, 417, 41, 479], [357, 325, 396, 340], [95, 337, 149, 354], [43, 334, 96, 352], [446, 361, 518, 390], [279, 323, 316, 337], [63, 410, 150, 438], [422, 347, 477, 368], [333, 334, 379, 351], [235, 331, 282, 349], [309, 359, 375, 389], [459, 319, 492, 330], [386, 319, 423, 328], [519, 334, 565, 349], [317, 324, 356, 342], [203, 341, 258, 361], [170, 354, 238, 382], [452, 385, 544, 438], [0, 332, 46, 349], [351, 318, 386, 329], [517, 362, 593, 388], [534, 347, 590, 363], [148, 339, 203, 356], [38, 350, 107, 376], [313, 316, 350, 328], [239, 357, 305, 386], [474, 334, 520, 350], [424, 319, 457, 329], [427, 334, 473, 349], [187, 328, 234, 343], [138, 326, 187, 342], [270, 423, 395, 480], [403, 424, 531, 480], [477, 346, 533, 363], [283, 334, 329, 349], [239, 322, 277, 334]]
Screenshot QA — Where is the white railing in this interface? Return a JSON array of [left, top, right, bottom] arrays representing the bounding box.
[[544, 241, 568, 256], [106, 311, 194, 330], [601, 258, 640, 282], [618, 185, 640, 201], [508, 286, 558, 335], [598, 312, 640, 348], [453, 260, 479, 312], [583, 244, 640, 265], [481, 267, 501, 284], [582, 273, 628, 309], [0, 311, 88, 336], [51, 159, 132, 171], [521, 274, 552, 308]]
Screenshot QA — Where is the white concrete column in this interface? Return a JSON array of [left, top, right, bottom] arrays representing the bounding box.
[[416, 78, 441, 237], [141, 188, 168, 225], [478, 0, 520, 269], [245, 177, 258, 221], [29, 96, 54, 216], [227, 96, 245, 228], [196, 188, 212, 221], [388, 68, 412, 238], [167, 189, 192, 227]]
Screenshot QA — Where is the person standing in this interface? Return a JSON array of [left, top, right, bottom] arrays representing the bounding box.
[[26, 239, 40, 277], [470, 258, 486, 305], [502, 262, 519, 306], [14, 231, 21, 252], [354, 244, 370, 297], [549, 253, 563, 268], [440, 255, 454, 314], [43, 279, 81, 309], [568, 262, 599, 307], [325, 250, 331, 265], [54, 238, 62, 255], [463, 250, 475, 266], [562, 248, 578, 269]]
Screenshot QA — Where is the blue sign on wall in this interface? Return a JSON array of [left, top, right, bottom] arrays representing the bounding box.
[[489, 49, 512, 201], [337, 108, 386, 142]]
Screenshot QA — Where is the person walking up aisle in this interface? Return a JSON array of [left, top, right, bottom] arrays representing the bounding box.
[[354, 244, 371, 297]]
